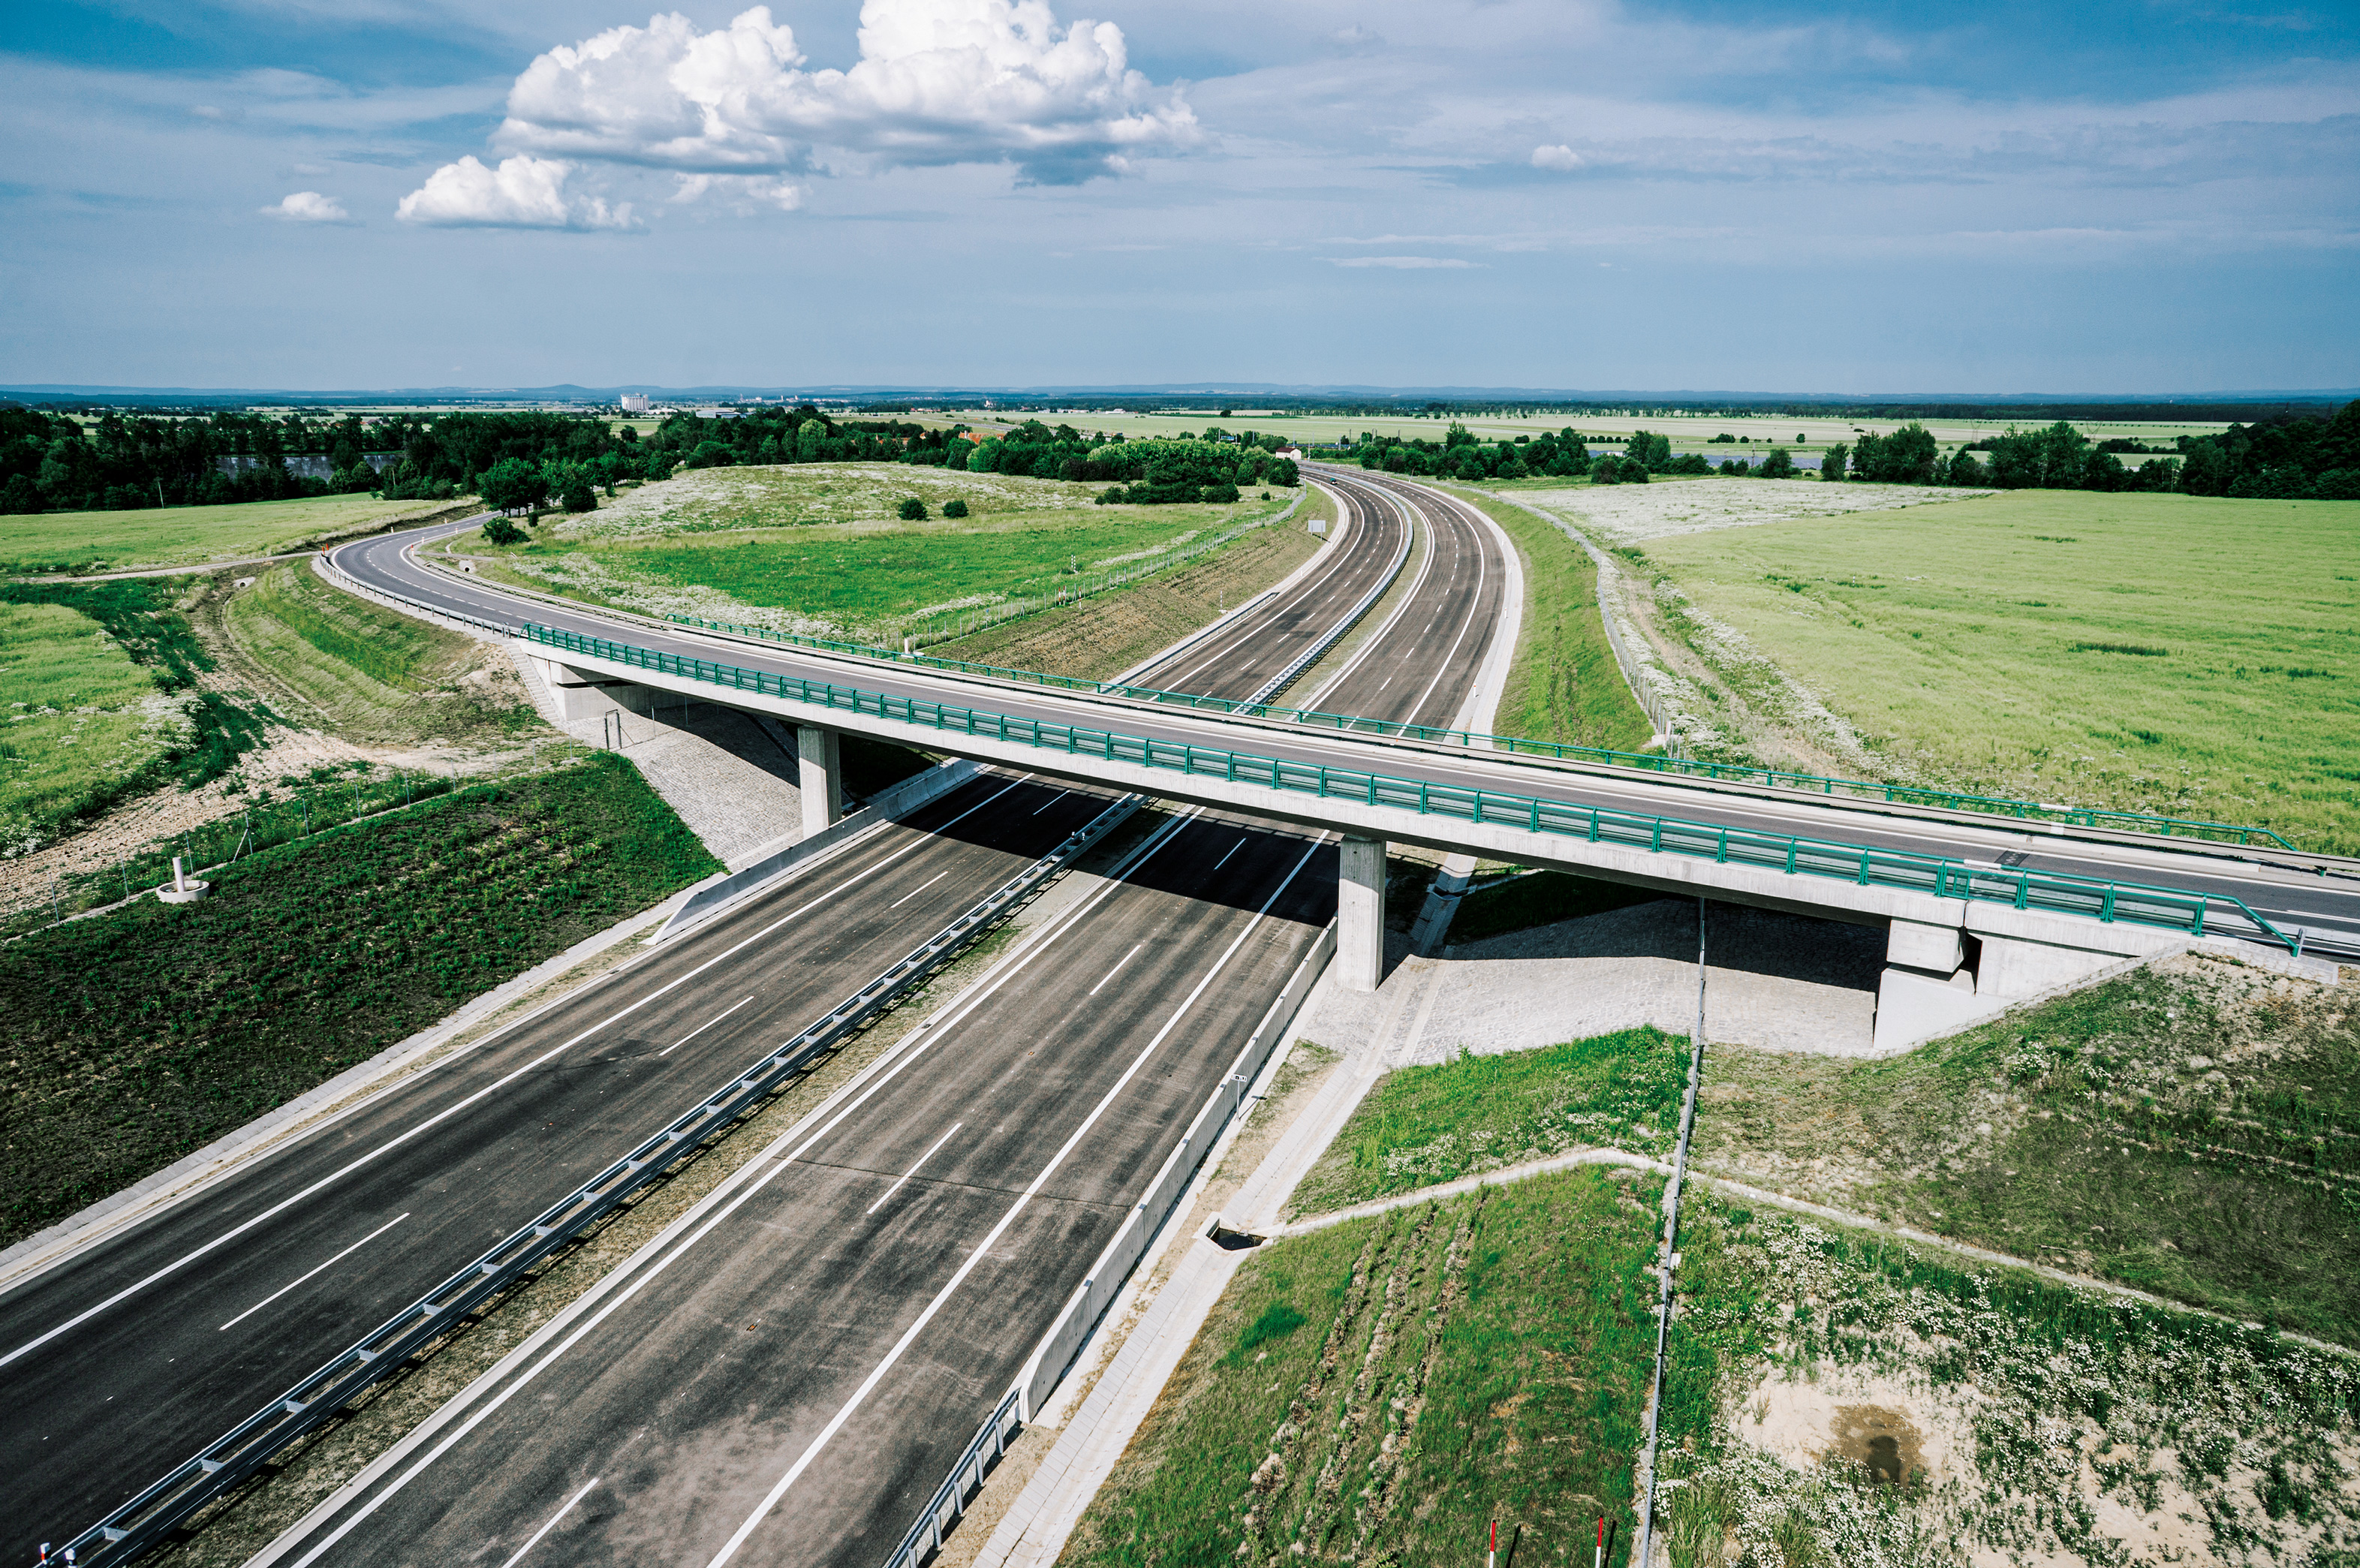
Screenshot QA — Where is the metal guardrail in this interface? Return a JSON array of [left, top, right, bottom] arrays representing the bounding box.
[[662, 606, 2287, 852], [522, 622, 2304, 956], [52, 796, 1141, 1568], [882, 1386, 1024, 1568]]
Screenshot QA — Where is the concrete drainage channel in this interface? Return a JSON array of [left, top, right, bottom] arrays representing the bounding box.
[[881, 917, 1338, 1568], [50, 796, 1143, 1568]]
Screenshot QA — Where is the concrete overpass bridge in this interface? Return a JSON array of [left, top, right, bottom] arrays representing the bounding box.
[[330, 482, 2356, 1046]]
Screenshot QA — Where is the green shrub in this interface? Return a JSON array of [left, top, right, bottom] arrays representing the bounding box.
[[942, 497, 969, 518], [898, 496, 929, 521], [482, 516, 527, 545]]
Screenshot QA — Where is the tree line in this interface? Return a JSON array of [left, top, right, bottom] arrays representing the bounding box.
[[1820, 405, 2359, 497]]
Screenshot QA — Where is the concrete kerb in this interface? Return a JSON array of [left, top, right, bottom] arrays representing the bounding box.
[[0, 885, 691, 1296], [648, 759, 983, 944]]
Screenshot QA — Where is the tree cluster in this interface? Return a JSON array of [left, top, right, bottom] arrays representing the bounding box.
[[1345, 423, 1595, 481], [1817, 407, 2360, 498], [652, 404, 968, 472]]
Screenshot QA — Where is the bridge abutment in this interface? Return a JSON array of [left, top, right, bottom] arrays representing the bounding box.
[[1338, 835, 1386, 993], [797, 724, 844, 836]]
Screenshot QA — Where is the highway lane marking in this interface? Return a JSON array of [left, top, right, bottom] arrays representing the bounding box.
[[495, 1476, 598, 1568], [1030, 790, 1070, 814], [1398, 510, 1492, 728], [865, 1124, 963, 1216], [0, 776, 1040, 1373], [274, 807, 1213, 1568], [703, 835, 1325, 1568], [1213, 837, 1248, 870], [220, 1214, 410, 1332], [659, 997, 755, 1058], [887, 871, 950, 910], [1088, 944, 1144, 996]]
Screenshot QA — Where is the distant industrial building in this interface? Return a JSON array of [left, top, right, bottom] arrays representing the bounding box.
[[619, 393, 652, 413]]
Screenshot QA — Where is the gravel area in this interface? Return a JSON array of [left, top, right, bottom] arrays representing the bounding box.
[[1522, 477, 1993, 542]]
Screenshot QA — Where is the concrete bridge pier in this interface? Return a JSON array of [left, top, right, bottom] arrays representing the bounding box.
[[797, 724, 843, 836], [1338, 835, 1386, 993]]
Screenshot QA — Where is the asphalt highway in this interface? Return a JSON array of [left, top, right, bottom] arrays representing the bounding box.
[[0, 775, 1115, 1553], [11, 480, 1416, 1562], [264, 810, 1336, 1568], [333, 501, 2360, 956]]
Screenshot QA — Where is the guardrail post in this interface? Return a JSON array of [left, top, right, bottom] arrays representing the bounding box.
[[1338, 835, 1385, 994], [796, 724, 843, 835]]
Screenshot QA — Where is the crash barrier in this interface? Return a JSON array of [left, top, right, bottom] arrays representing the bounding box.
[[54, 796, 1141, 1568], [878, 919, 1337, 1568], [522, 624, 2303, 957]]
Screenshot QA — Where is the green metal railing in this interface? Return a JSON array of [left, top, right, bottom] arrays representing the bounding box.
[[666, 612, 2292, 850], [529, 624, 2301, 954]]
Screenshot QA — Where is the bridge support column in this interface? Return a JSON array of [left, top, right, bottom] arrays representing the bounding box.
[[796, 724, 842, 836], [1337, 835, 1386, 994]]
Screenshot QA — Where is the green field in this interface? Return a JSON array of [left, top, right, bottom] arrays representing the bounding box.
[[0, 493, 465, 575], [0, 753, 717, 1245], [1450, 487, 1654, 750], [1636, 491, 2360, 850], [0, 580, 269, 853], [458, 463, 1296, 643]]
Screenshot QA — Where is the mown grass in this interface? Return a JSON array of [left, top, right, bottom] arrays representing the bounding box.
[[0, 493, 462, 574], [1636, 490, 2360, 851], [0, 751, 718, 1245], [1692, 955, 2360, 1345], [1447, 487, 1654, 751], [1665, 1199, 2360, 1566], [1290, 1026, 1690, 1216], [0, 580, 269, 851], [1064, 1169, 1682, 1568], [466, 464, 1293, 643]]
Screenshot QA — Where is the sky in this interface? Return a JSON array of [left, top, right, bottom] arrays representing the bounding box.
[[2, 0, 2355, 394]]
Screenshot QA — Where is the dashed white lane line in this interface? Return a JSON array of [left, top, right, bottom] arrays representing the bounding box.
[[1088, 944, 1145, 997], [865, 1124, 963, 1216], [220, 1214, 410, 1333], [660, 995, 756, 1057], [495, 1476, 598, 1568], [887, 871, 950, 910]]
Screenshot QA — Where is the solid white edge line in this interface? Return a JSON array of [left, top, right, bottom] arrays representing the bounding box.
[[701, 836, 1325, 1568], [865, 1124, 964, 1217], [269, 807, 1212, 1568], [658, 996, 755, 1057], [494, 1476, 598, 1568], [1085, 944, 1144, 997], [0, 777, 1037, 1372], [218, 1214, 411, 1333]]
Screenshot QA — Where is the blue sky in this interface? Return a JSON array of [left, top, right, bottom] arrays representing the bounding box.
[[3, 0, 2354, 393]]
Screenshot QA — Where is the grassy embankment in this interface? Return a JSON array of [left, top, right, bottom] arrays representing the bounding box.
[[1624, 490, 2360, 852], [220, 563, 537, 747], [0, 751, 718, 1247], [453, 463, 1304, 652], [0, 579, 270, 853], [0, 492, 467, 576], [1094, 952, 2360, 1565]]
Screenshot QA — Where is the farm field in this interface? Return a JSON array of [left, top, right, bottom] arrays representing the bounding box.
[[0, 492, 466, 576], [1603, 489, 2360, 851], [452, 462, 1299, 644], [0, 579, 269, 856], [0, 752, 717, 1247]]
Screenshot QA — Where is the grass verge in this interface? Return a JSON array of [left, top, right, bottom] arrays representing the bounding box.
[[1062, 1167, 1675, 1567], [1442, 486, 1657, 752], [1288, 1026, 1690, 1217], [1691, 951, 2360, 1346], [0, 751, 718, 1246]]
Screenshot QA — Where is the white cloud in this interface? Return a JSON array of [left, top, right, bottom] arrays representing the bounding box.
[[394, 155, 637, 230], [260, 190, 355, 223], [1531, 143, 1582, 170], [1329, 255, 1480, 269], [670, 172, 805, 211], [487, 2, 1200, 188]]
